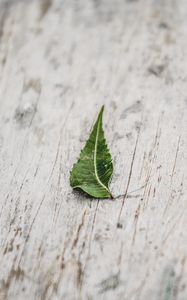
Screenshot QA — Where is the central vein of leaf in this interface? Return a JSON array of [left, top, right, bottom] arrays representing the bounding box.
[[94, 117, 109, 193]]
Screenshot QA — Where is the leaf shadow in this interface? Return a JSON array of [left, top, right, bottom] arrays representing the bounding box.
[[72, 188, 114, 202]]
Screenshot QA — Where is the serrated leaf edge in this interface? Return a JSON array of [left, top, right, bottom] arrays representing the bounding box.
[[93, 107, 111, 195]]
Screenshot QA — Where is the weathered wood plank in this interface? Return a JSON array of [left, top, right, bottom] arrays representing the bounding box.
[[0, 0, 187, 299]]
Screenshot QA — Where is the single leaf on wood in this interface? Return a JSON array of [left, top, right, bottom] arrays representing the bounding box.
[[70, 106, 113, 199]]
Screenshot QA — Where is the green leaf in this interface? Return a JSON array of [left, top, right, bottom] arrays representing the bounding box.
[[70, 106, 113, 199]]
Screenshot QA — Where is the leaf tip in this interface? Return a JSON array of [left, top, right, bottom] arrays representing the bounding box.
[[100, 105, 105, 114], [97, 105, 105, 122]]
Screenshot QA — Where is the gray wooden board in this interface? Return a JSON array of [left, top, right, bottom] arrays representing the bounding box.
[[0, 0, 187, 299]]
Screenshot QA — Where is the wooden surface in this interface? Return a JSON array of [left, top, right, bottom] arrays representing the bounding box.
[[0, 0, 187, 299]]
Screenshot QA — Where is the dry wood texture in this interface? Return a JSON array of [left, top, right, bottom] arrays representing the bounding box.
[[0, 0, 187, 299]]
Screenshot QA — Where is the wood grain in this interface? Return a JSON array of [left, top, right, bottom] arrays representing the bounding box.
[[0, 0, 187, 299]]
